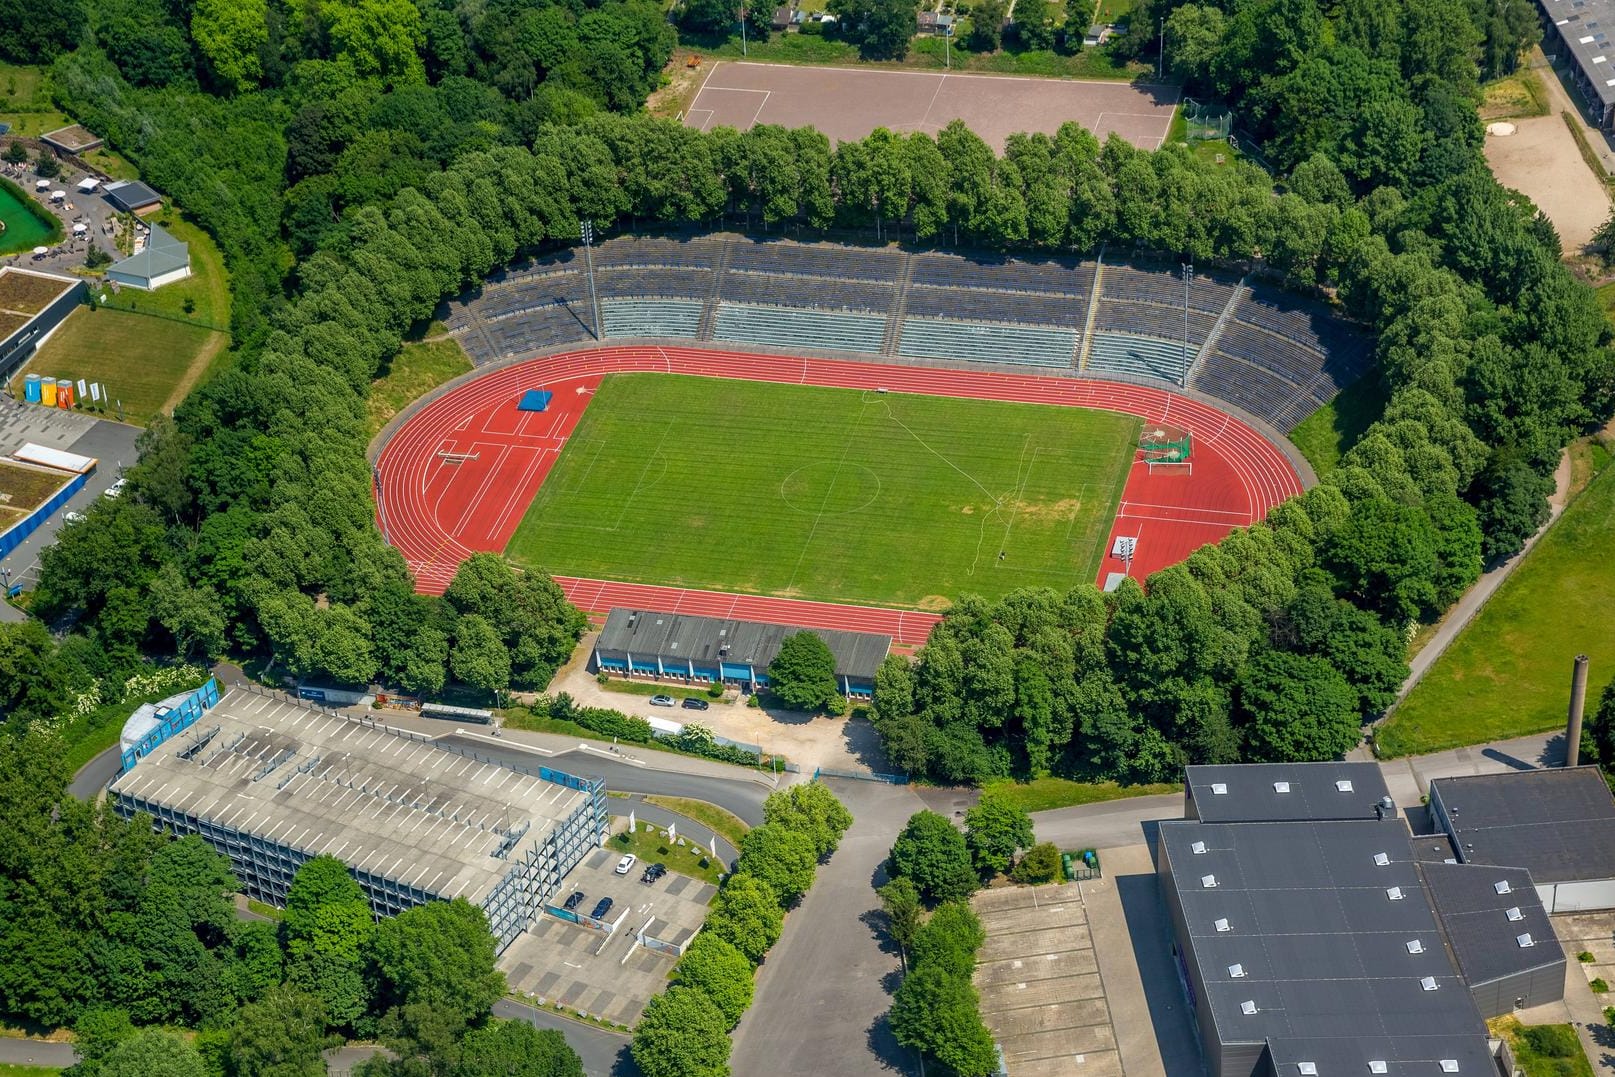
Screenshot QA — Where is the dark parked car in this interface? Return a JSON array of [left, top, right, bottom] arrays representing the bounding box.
[[640, 863, 667, 884], [680, 697, 710, 711], [563, 891, 585, 911], [649, 694, 675, 707], [591, 897, 614, 919]]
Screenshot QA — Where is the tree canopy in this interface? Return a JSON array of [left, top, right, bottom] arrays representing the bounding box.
[[766, 632, 842, 712]]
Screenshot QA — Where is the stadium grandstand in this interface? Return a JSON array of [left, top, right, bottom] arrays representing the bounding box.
[[439, 234, 1372, 435]]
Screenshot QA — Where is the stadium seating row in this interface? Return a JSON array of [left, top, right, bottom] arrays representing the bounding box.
[[594, 236, 727, 269], [897, 318, 1076, 368], [601, 299, 704, 339], [720, 271, 894, 313], [1086, 332, 1192, 383], [1100, 264, 1234, 312], [1092, 300, 1217, 343], [727, 240, 901, 281], [595, 267, 713, 300], [713, 303, 887, 354], [906, 285, 1086, 328], [909, 253, 1097, 297]]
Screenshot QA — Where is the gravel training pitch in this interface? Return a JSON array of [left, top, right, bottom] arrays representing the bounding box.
[[684, 62, 1179, 150]]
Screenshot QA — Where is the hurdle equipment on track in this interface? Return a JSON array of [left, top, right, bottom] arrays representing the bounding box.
[[435, 449, 480, 464], [1139, 424, 1193, 473]]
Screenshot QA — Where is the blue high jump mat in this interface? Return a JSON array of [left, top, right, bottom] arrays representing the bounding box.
[[518, 389, 552, 412]]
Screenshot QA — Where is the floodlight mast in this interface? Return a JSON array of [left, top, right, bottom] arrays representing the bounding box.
[[1181, 261, 1194, 387], [581, 219, 601, 340]]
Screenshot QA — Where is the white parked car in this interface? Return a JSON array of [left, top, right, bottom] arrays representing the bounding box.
[[63, 510, 85, 524], [615, 854, 638, 875], [103, 477, 128, 499]]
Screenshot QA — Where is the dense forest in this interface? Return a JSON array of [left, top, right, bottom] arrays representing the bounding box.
[[0, 0, 1608, 1057]]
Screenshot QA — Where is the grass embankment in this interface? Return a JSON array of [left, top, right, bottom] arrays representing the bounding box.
[[366, 336, 472, 439], [1479, 68, 1550, 121], [1287, 375, 1391, 476], [508, 373, 1138, 609], [1490, 1017, 1592, 1077], [982, 777, 1178, 813], [672, 30, 1146, 80], [643, 796, 751, 846], [611, 825, 725, 884], [1378, 460, 1615, 757], [0, 1065, 63, 1075], [0, 63, 138, 180]]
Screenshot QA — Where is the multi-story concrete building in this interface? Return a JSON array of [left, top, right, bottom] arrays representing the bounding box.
[[109, 687, 607, 952]]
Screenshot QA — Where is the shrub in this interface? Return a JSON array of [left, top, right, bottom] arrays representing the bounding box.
[[1580, 951, 1596, 963], [1592, 978, 1609, 994], [706, 680, 724, 698], [1010, 842, 1062, 885], [1520, 1023, 1580, 1058], [597, 671, 610, 685], [1605, 1006, 1615, 1028]]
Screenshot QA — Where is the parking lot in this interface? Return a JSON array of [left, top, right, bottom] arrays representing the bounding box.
[[971, 883, 1122, 1077], [498, 844, 716, 1027]]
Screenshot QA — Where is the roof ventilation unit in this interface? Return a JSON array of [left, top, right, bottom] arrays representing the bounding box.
[[1214, 917, 1231, 932], [1440, 1062, 1460, 1074], [1298, 1065, 1318, 1076], [1506, 907, 1524, 922], [1368, 1063, 1388, 1074], [1517, 933, 1535, 948], [1406, 939, 1425, 954], [1201, 875, 1218, 888], [1386, 886, 1405, 900], [1273, 781, 1291, 793], [1211, 783, 1228, 795], [1336, 780, 1354, 792], [1494, 880, 1512, 895], [1228, 963, 1246, 978], [1240, 1000, 1258, 1015], [1192, 841, 1208, 855], [1373, 852, 1391, 867], [1420, 976, 1439, 991]]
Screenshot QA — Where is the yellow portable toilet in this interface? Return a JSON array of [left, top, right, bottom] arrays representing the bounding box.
[[41, 379, 56, 406]]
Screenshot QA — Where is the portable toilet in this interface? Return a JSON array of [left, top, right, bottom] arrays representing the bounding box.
[[41, 379, 56, 406], [57, 379, 74, 408], [23, 373, 40, 404]]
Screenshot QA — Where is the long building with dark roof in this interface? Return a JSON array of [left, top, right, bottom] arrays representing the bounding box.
[[1163, 763, 1564, 1077], [592, 608, 891, 698], [1539, 0, 1615, 129]]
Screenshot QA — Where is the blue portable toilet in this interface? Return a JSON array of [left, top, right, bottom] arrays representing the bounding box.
[[23, 374, 40, 404]]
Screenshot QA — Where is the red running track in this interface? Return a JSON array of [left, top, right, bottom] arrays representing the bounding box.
[[374, 346, 1304, 645]]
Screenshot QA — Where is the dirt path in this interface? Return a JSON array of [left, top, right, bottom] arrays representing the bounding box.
[[159, 328, 228, 414]]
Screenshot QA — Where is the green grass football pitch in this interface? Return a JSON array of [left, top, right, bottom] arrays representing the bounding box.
[[506, 374, 1141, 609]]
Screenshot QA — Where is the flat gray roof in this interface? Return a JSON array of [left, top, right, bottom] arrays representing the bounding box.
[[1432, 767, 1615, 884], [1161, 818, 1494, 1074], [102, 180, 162, 213], [1420, 861, 1565, 990], [597, 608, 890, 681], [1541, 0, 1615, 110], [110, 223, 188, 281], [109, 689, 591, 904], [1185, 762, 1392, 823]]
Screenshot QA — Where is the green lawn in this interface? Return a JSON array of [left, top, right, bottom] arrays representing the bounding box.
[[508, 374, 1139, 609], [983, 777, 1178, 813], [0, 63, 138, 181], [599, 677, 722, 703], [1287, 374, 1390, 476], [366, 337, 473, 439], [1491, 1018, 1592, 1077], [97, 214, 232, 330], [12, 306, 219, 425], [611, 825, 725, 884], [643, 795, 752, 846], [1377, 463, 1615, 757], [0, 1065, 63, 1075]]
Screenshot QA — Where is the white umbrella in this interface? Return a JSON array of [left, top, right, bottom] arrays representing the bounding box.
[[31, 246, 46, 255], [72, 223, 86, 233], [50, 190, 65, 201], [34, 179, 48, 190]]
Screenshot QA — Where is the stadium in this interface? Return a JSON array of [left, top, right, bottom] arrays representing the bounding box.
[[373, 234, 1359, 639]]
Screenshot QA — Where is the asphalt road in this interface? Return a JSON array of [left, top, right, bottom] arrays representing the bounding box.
[[493, 998, 638, 1076], [0, 1037, 76, 1067], [436, 733, 772, 825]]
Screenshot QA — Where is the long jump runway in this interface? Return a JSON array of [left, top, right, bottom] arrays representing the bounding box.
[[374, 347, 1303, 645], [683, 62, 1179, 150]]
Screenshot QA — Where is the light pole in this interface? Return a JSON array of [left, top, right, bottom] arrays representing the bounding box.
[[1181, 261, 1193, 387], [741, 4, 748, 55], [945, 22, 951, 69], [580, 219, 601, 340]]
